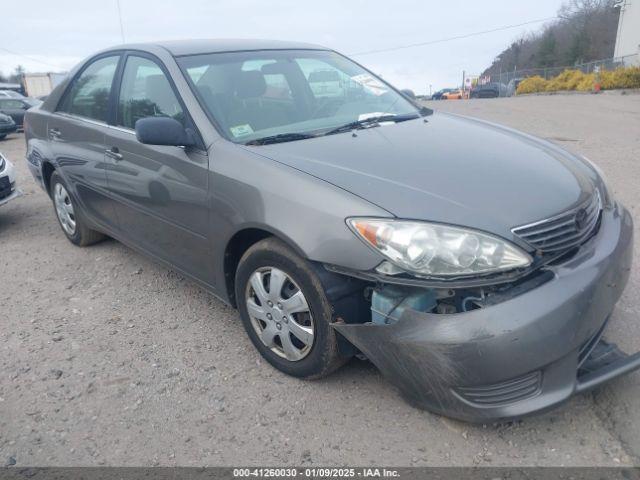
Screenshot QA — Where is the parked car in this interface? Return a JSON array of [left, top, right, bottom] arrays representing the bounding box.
[[442, 89, 464, 100], [0, 90, 25, 99], [25, 40, 638, 422], [470, 82, 507, 98], [0, 151, 20, 206], [0, 113, 17, 140], [507, 78, 525, 97], [0, 97, 42, 128], [431, 88, 455, 100]]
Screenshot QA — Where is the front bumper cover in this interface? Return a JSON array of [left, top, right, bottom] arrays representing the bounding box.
[[333, 204, 637, 422]]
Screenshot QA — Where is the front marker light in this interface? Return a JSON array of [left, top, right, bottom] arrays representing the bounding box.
[[348, 218, 532, 277]]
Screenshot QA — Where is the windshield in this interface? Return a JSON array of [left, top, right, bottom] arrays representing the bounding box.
[[178, 49, 420, 144]]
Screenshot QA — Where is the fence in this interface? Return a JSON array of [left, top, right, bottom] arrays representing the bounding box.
[[468, 53, 639, 88]]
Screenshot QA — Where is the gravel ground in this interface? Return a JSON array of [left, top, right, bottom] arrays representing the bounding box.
[[1, 93, 639, 467]]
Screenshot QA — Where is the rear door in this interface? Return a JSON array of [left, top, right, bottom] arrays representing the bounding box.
[[47, 54, 122, 231], [103, 53, 210, 281]]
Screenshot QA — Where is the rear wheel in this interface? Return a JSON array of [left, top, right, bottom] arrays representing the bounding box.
[[235, 237, 347, 379], [50, 171, 105, 246]]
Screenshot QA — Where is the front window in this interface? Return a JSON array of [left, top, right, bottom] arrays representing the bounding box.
[[178, 50, 420, 143], [117, 55, 185, 129]]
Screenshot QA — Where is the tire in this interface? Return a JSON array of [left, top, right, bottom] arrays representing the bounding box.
[[0, 134, 6, 140], [235, 237, 348, 379], [49, 171, 105, 246]]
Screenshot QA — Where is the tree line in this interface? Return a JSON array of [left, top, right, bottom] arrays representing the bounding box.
[[482, 0, 620, 78]]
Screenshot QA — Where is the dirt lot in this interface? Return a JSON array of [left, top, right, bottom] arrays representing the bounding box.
[[1, 93, 639, 467]]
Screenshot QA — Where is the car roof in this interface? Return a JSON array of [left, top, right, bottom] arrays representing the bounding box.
[[107, 39, 329, 57]]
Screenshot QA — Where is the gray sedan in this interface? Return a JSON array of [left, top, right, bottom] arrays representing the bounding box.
[[24, 40, 639, 422]]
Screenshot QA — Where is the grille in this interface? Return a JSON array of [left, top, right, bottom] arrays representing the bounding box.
[[512, 190, 601, 254], [455, 371, 542, 406]]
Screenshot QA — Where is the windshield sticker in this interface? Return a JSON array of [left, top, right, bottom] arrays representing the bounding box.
[[351, 73, 389, 96], [230, 124, 254, 138]]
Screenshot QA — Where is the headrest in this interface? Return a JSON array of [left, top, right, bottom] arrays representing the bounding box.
[[235, 70, 266, 99]]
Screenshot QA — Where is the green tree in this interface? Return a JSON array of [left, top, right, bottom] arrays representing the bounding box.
[[538, 32, 558, 67], [8, 65, 26, 84]]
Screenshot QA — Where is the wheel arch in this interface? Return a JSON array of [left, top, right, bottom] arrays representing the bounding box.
[[223, 225, 308, 308], [41, 160, 56, 197]]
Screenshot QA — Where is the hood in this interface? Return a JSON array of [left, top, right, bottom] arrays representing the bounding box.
[[245, 112, 596, 245]]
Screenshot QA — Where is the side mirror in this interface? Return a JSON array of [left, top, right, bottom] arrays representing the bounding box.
[[419, 106, 434, 117], [400, 89, 416, 99], [135, 117, 196, 147]]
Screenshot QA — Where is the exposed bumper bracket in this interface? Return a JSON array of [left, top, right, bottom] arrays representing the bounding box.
[[576, 340, 640, 394]]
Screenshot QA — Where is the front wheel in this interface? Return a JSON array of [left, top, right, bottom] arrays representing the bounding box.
[[235, 237, 348, 379]]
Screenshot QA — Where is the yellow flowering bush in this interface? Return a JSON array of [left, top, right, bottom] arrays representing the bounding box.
[[516, 76, 548, 94], [516, 66, 640, 94]]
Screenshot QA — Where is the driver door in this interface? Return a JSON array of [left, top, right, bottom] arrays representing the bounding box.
[[103, 53, 211, 281]]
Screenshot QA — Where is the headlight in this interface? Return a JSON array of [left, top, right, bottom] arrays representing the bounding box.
[[348, 218, 532, 277], [0, 153, 5, 172]]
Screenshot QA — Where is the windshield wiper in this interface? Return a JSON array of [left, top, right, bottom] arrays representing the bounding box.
[[245, 132, 318, 146], [322, 113, 420, 136]]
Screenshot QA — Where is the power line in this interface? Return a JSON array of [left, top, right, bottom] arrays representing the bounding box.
[[0, 46, 63, 69], [349, 16, 559, 56]]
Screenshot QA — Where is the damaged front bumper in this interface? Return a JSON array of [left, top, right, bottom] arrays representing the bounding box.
[[333, 204, 638, 422]]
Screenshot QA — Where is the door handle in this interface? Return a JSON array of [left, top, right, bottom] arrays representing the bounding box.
[[49, 128, 61, 140], [105, 147, 123, 161]]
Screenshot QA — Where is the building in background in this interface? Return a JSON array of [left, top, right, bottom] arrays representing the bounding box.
[[22, 72, 67, 98], [614, 0, 640, 63]]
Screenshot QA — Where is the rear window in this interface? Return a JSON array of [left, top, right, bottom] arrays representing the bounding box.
[[59, 55, 120, 122]]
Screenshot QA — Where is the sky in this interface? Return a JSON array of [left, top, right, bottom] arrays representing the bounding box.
[[1, 0, 564, 94]]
